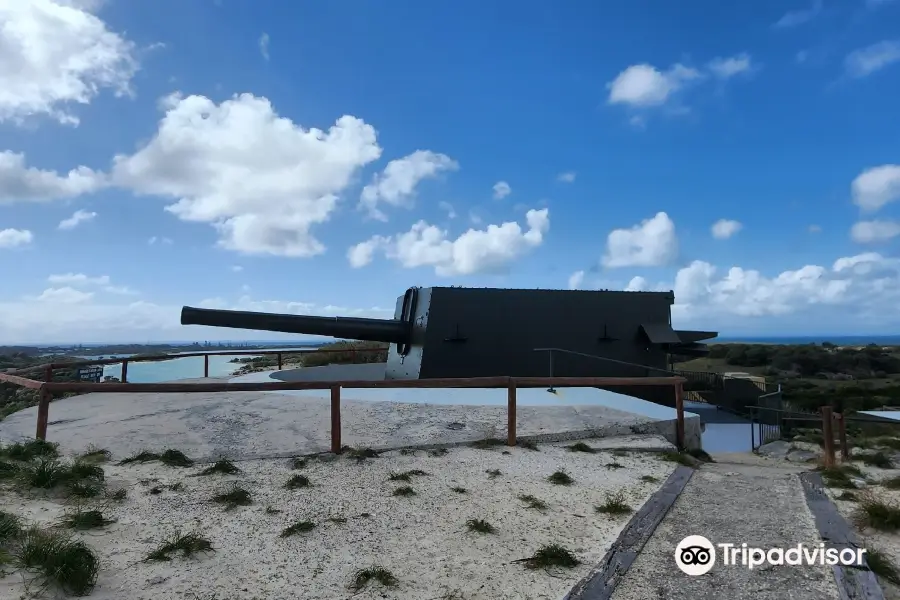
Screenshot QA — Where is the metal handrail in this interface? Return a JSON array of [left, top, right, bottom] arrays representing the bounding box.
[[533, 347, 724, 391]]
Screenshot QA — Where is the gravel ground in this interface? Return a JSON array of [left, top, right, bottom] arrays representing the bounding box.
[[0, 438, 676, 600]]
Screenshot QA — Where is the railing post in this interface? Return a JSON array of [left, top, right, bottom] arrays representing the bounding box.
[[675, 381, 685, 451], [330, 385, 342, 454], [837, 413, 849, 462], [277, 352, 283, 371], [203, 354, 209, 378], [507, 379, 517, 446], [121, 360, 128, 383], [35, 388, 51, 440], [821, 406, 835, 469], [44, 365, 53, 382]]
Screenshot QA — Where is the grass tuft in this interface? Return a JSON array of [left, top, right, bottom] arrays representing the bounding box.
[[428, 448, 449, 457], [451, 486, 468, 494], [79, 447, 111, 463], [548, 470, 574, 485], [836, 491, 858, 502], [2, 439, 59, 461], [0, 511, 21, 545], [265, 506, 282, 515], [0, 460, 20, 480], [109, 488, 127, 501], [486, 468, 502, 479], [867, 547, 900, 585], [640, 475, 659, 483], [198, 458, 240, 476], [659, 450, 695, 466], [595, 492, 633, 516], [518, 439, 540, 451], [344, 446, 379, 460], [145, 531, 214, 562], [326, 517, 347, 523], [605, 462, 625, 470], [855, 491, 900, 531], [118, 448, 193, 467], [349, 566, 398, 591], [882, 476, 900, 490], [60, 509, 115, 530], [118, 450, 160, 465], [466, 518, 496, 534], [567, 442, 595, 453], [393, 486, 416, 497], [862, 452, 894, 469], [686, 448, 714, 462], [16, 527, 99, 595], [284, 474, 311, 489], [290, 457, 307, 470], [520, 544, 580, 570], [388, 472, 411, 482], [160, 449, 194, 467], [280, 520, 315, 538], [518, 494, 548, 510], [211, 485, 252, 510], [820, 466, 858, 489], [470, 438, 505, 449]]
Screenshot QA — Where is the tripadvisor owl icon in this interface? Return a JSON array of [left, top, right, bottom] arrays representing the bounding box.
[[675, 535, 716, 576]]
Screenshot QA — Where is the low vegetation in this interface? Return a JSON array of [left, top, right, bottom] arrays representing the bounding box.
[[198, 458, 240, 476], [118, 448, 193, 467], [518, 544, 580, 570], [211, 485, 252, 510], [471, 439, 505, 450], [566, 442, 595, 453], [280, 521, 315, 538], [349, 566, 398, 591], [344, 446, 379, 461], [866, 547, 900, 586], [518, 494, 548, 510], [145, 531, 214, 562], [595, 492, 632, 516], [548, 470, 573, 485], [466, 518, 496, 534], [486, 469, 502, 479], [392, 486, 416, 497], [60, 509, 115, 531], [861, 452, 894, 469], [819, 465, 860, 489], [854, 491, 900, 531], [284, 474, 311, 489]]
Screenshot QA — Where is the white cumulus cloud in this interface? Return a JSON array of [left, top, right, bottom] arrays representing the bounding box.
[[359, 150, 458, 221], [58, 209, 97, 230], [0, 151, 103, 204], [707, 53, 753, 79], [35, 287, 94, 303], [711, 219, 742, 240], [850, 220, 900, 243], [852, 165, 900, 212], [347, 209, 550, 276], [602, 212, 678, 268], [0, 228, 33, 248], [557, 172, 576, 183], [0, 0, 138, 126], [258, 33, 270, 61], [492, 181, 511, 200], [111, 93, 383, 257], [607, 63, 702, 108], [567, 270, 585, 290], [47, 273, 110, 285]]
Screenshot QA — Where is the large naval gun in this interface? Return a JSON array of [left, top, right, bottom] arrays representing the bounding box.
[[181, 287, 716, 383]]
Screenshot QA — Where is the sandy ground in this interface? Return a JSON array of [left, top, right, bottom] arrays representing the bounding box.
[[0, 436, 676, 600], [824, 459, 900, 599]]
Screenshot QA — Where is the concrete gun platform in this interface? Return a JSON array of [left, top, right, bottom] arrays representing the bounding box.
[[0, 366, 700, 461]]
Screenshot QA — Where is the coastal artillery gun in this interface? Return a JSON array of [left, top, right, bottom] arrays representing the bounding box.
[[181, 287, 716, 385]]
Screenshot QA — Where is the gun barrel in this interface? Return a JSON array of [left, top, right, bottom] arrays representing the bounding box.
[[180, 306, 410, 344]]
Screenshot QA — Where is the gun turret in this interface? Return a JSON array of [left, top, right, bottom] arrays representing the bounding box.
[[180, 306, 411, 344]]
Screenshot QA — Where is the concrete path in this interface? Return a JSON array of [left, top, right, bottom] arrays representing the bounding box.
[[607, 457, 843, 600]]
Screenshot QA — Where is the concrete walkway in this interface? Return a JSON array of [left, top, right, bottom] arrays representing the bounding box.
[[606, 457, 844, 600]]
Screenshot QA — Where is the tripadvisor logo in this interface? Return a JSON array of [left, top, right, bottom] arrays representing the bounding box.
[[674, 536, 866, 576]]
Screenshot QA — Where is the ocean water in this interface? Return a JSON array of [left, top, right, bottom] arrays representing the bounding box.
[[76, 354, 255, 383]]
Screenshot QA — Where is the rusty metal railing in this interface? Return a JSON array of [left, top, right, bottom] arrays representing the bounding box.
[[0, 365, 688, 451]]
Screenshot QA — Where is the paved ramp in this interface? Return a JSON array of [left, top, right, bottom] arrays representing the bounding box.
[[569, 456, 882, 600]]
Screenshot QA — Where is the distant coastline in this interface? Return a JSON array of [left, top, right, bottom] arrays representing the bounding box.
[[714, 335, 900, 345]]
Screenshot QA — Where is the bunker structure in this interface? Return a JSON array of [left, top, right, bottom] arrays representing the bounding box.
[[181, 287, 719, 408]]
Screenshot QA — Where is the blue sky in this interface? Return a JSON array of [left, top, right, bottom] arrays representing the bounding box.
[[1, 0, 900, 343]]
